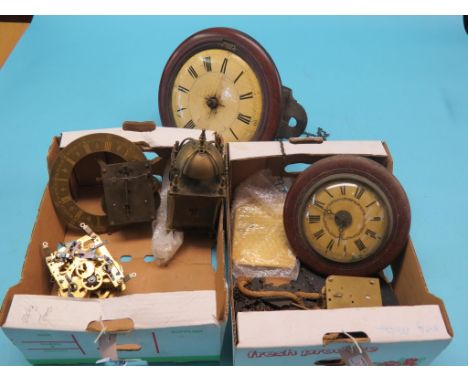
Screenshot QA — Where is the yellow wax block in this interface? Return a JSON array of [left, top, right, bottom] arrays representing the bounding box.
[[232, 202, 296, 269]]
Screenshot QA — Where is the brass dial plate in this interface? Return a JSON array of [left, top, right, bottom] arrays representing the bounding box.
[[171, 48, 264, 142], [302, 177, 391, 263], [49, 133, 146, 233]]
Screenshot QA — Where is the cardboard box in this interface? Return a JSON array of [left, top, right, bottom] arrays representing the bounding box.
[[0, 127, 228, 365], [228, 140, 453, 366]]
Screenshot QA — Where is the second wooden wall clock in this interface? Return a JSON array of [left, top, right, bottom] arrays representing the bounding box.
[[283, 155, 411, 276]]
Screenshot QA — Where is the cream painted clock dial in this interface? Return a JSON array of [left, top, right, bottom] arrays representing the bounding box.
[[283, 155, 411, 276], [171, 49, 263, 142], [159, 27, 307, 142], [302, 178, 390, 263]]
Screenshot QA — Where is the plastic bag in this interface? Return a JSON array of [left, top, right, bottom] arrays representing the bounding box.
[[231, 169, 299, 280], [152, 164, 184, 266]]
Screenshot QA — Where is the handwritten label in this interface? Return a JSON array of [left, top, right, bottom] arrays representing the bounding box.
[[21, 305, 53, 325]]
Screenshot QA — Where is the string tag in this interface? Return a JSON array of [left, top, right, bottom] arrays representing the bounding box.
[[94, 318, 119, 362], [94, 318, 107, 344], [338, 331, 372, 366]]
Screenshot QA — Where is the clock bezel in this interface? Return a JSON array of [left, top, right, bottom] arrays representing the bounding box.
[[158, 27, 283, 141], [283, 155, 411, 276]]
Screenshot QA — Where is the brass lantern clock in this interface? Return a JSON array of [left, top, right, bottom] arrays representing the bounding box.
[[158, 27, 307, 142], [283, 155, 411, 276], [167, 130, 227, 231]]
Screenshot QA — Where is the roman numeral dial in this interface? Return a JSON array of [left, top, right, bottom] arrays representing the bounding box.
[[302, 180, 390, 263], [171, 48, 263, 142]]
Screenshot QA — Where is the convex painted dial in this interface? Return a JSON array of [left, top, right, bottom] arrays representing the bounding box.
[[283, 155, 411, 276], [303, 179, 390, 263], [171, 48, 263, 142]]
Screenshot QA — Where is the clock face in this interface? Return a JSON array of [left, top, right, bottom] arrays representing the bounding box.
[[302, 177, 391, 263], [283, 155, 411, 276], [171, 48, 264, 142]]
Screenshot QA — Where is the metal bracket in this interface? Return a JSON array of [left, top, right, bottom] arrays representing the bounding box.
[[276, 86, 308, 139]]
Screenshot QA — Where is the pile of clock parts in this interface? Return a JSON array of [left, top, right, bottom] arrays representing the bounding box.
[[44, 27, 410, 309]]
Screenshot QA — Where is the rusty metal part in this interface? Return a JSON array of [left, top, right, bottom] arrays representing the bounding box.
[[49, 133, 147, 233], [43, 223, 134, 299], [323, 275, 382, 309], [122, 120, 156, 132], [167, 130, 227, 231], [236, 278, 321, 309], [234, 267, 325, 311], [100, 160, 161, 227]]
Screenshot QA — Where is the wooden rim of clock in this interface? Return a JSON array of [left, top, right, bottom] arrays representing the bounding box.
[[158, 27, 283, 141], [49, 133, 146, 233], [283, 155, 411, 276]]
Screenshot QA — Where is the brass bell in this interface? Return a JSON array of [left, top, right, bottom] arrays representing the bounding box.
[[174, 130, 224, 181]]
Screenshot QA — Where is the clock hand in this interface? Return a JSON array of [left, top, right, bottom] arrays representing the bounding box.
[[315, 204, 335, 216], [337, 226, 344, 247]]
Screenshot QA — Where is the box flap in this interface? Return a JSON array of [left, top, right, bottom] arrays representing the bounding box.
[[236, 305, 450, 348], [60, 127, 216, 149], [4, 291, 218, 331], [228, 141, 388, 162]]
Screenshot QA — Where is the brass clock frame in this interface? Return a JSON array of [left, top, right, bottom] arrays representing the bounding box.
[[158, 27, 307, 142], [283, 155, 411, 276]]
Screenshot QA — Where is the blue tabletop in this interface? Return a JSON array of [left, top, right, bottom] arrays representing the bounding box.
[[0, 16, 467, 366]]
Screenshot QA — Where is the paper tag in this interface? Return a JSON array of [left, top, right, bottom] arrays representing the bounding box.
[[339, 345, 372, 366], [98, 333, 118, 361]]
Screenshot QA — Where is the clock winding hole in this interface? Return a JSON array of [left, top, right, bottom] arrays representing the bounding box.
[[334, 210, 353, 229], [206, 95, 219, 110]]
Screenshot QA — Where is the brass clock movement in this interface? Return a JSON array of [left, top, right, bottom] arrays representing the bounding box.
[[283, 155, 411, 276], [158, 27, 307, 142], [49, 133, 161, 233]]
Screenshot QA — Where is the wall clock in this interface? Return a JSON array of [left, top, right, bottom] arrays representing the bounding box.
[[158, 27, 307, 142], [283, 155, 411, 276]]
